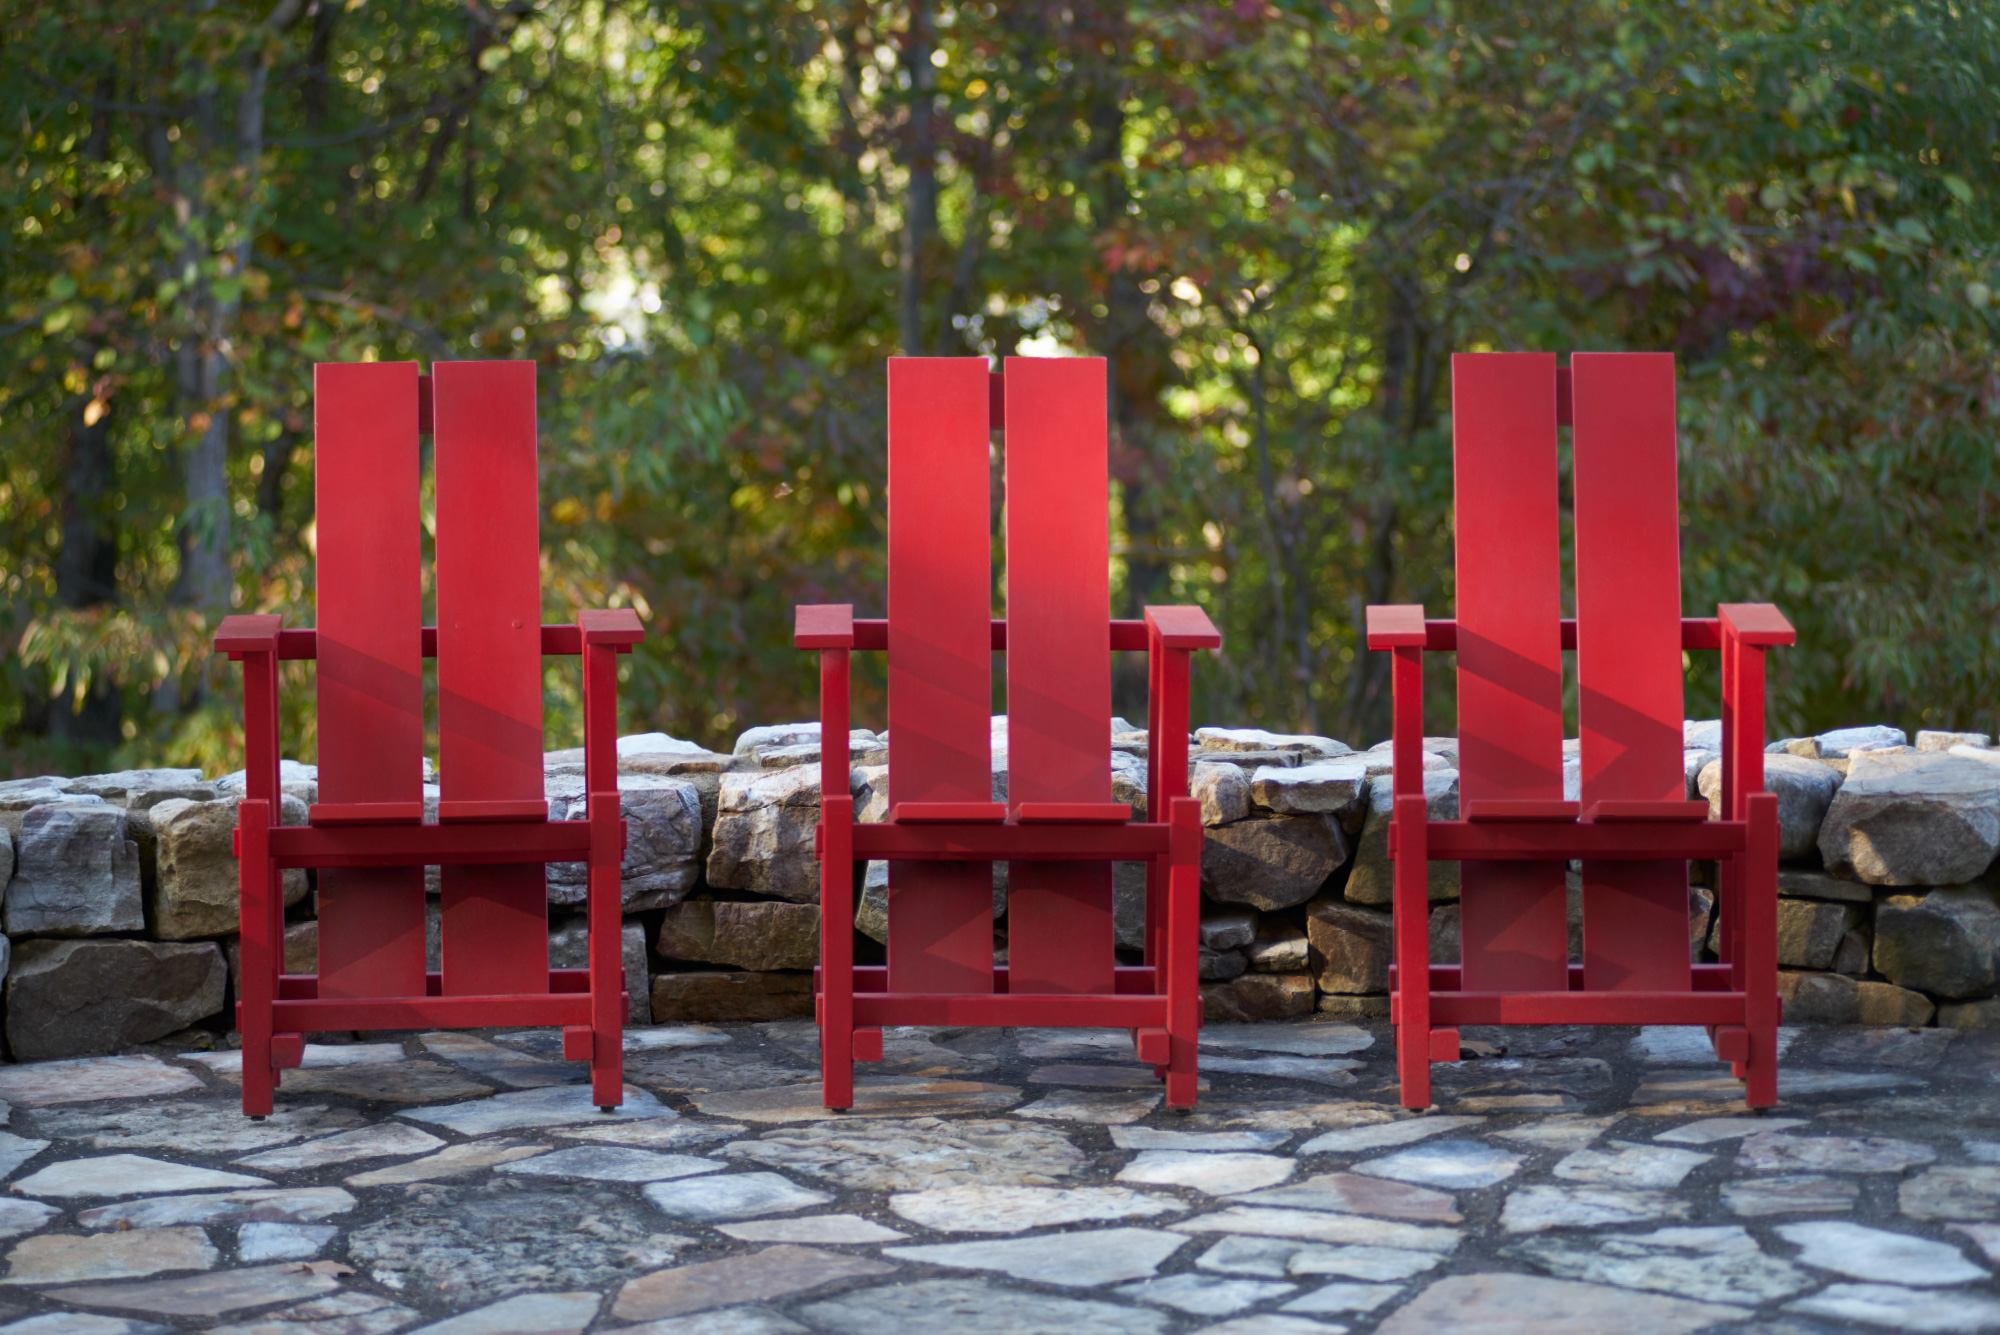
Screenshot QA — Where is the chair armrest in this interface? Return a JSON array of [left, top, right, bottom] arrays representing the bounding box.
[[577, 608, 644, 647], [1719, 603, 1795, 647], [797, 604, 856, 649], [1145, 605, 1221, 650], [1366, 604, 1429, 650], [216, 614, 284, 655]]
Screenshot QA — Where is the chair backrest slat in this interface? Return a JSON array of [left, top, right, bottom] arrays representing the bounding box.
[[1003, 355, 1114, 994], [1571, 351, 1692, 991], [1452, 352, 1570, 990], [885, 358, 996, 993], [312, 361, 427, 997]]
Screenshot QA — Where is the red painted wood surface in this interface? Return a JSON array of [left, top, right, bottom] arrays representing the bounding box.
[[1005, 356, 1114, 995], [885, 358, 996, 995], [1571, 352, 1691, 993], [312, 361, 428, 1001], [433, 361, 548, 997], [1452, 353, 1568, 991]]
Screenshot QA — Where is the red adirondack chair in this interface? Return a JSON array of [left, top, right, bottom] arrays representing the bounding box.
[[216, 361, 641, 1118], [797, 357, 1217, 1110], [1367, 352, 1793, 1110]]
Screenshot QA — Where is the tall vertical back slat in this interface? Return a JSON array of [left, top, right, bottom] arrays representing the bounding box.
[[1453, 353, 1570, 990], [433, 360, 549, 996], [313, 361, 427, 997], [886, 358, 996, 994], [1005, 356, 1114, 994], [1572, 351, 1692, 991]]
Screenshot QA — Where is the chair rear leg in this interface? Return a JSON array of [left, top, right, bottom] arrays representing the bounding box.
[[587, 825, 624, 1112], [1392, 794, 1433, 1111], [1741, 794, 1782, 1109], [1164, 799, 1202, 1109], [237, 805, 277, 1119]]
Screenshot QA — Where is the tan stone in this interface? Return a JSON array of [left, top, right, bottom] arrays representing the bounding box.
[[656, 899, 819, 971], [150, 796, 308, 940], [1201, 972, 1316, 1022], [1316, 994, 1391, 1019], [1778, 970, 1860, 1024], [2, 1226, 214, 1285], [652, 970, 814, 1023], [1307, 896, 1392, 993], [1939, 998, 2000, 1030], [1854, 979, 1936, 1027], [613, 1245, 894, 1323]]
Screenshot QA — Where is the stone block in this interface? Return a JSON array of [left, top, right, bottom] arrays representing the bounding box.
[[225, 921, 319, 993], [149, 796, 310, 940], [1818, 752, 2000, 886], [1343, 772, 1459, 905], [0, 823, 11, 889], [1306, 895, 1392, 994], [214, 759, 321, 806], [1919, 730, 1993, 752], [1697, 754, 1841, 861], [1200, 814, 1349, 911], [1199, 947, 1247, 981], [1854, 980, 1935, 1027], [1776, 898, 1863, 971], [1776, 869, 1872, 903], [6, 938, 226, 1060], [1249, 760, 1371, 829], [1365, 736, 1460, 768], [1245, 918, 1309, 973], [1429, 902, 1460, 965], [0, 785, 104, 838], [1778, 970, 1860, 1025], [3, 804, 143, 937], [546, 773, 702, 912], [1832, 926, 1871, 976], [548, 917, 653, 1024], [1190, 763, 1250, 826], [1316, 993, 1391, 1019], [1199, 912, 1257, 951], [1196, 728, 1351, 757], [651, 970, 813, 1023], [1202, 972, 1315, 1022], [706, 767, 842, 903], [857, 860, 1005, 946], [1874, 886, 2000, 999], [656, 899, 819, 972], [1815, 725, 1908, 757], [1939, 999, 2000, 1031]]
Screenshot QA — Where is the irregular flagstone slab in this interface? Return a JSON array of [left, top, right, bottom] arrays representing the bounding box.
[[1490, 1116, 1623, 1151], [1195, 1235, 1322, 1278], [0, 1056, 201, 1108], [1191, 1319, 1351, 1335], [613, 1246, 894, 1323], [1453, 1093, 1577, 1114], [716, 1215, 909, 1244], [1199, 1023, 1374, 1057], [1, 1227, 215, 1285], [202, 1289, 417, 1335], [1288, 1244, 1448, 1282], [885, 1227, 1187, 1288], [1952, 1222, 2000, 1263], [1113, 1273, 1296, 1315], [1738, 1131, 1936, 1175], [1511, 1224, 1814, 1306], [1786, 1282, 2000, 1333], [798, 1277, 1173, 1335], [1721, 1174, 1859, 1218], [1279, 1281, 1403, 1314], [41, 1263, 342, 1318], [1200, 1056, 1358, 1087], [609, 1307, 809, 1335], [1903, 1165, 2000, 1220], [1014, 1028, 1136, 1060], [1171, 1207, 1460, 1253], [1653, 1116, 1806, 1144], [496, 1025, 730, 1054], [1354, 1139, 1520, 1189], [264, 1063, 495, 1105], [1374, 1273, 1748, 1335], [1817, 1026, 1959, 1068], [1027, 1064, 1165, 1089], [1500, 1185, 1690, 1234], [720, 1117, 1083, 1191], [1298, 1116, 1483, 1155], [78, 1187, 355, 1230], [889, 1184, 1182, 1234], [634, 1053, 823, 1096], [0, 1135, 48, 1183], [1629, 1026, 1799, 1065], [687, 1080, 1020, 1123], [1551, 1142, 1710, 1189], [235, 1223, 336, 1263], [406, 1291, 601, 1335], [13, 1155, 268, 1199], [185, 1044, 408, 1074], [498, 1146, 724, 1183], [644, 1172, 832, 1222], [552, 1120, 746, 1152], [234, 1123, 446, 1172], [30, 1101, 360, 1156], [1776, 1221, 1987, 1286], [1780, 1069, 1920, 1098], [1111, 1128, 1291, 1153], [1014, 1091, 1160, 1125], [1116, 1150, 1295, 1195], [1229, 1172, 1460, 1223], [344, 1140, 550, 1187], [0, 1316, 175, 1335], [400, 1083, 671, 1135], [346, 1187, 685, 1306], [1189, 1098, 1401, 1134], [415, 1033, 578, 1090], [0, 1200, 58, 1240]]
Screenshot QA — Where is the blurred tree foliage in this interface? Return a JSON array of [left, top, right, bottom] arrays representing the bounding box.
[[1, 0, 1995, 777]]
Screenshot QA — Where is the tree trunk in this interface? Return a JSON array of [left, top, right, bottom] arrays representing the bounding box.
[[897, 1, 936, 356]]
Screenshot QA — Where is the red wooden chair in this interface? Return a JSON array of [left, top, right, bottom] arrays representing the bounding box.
[[797, 357, 1218, 1110], [1367, 352, 1793, 1110], [217, 361, 641, 1118]]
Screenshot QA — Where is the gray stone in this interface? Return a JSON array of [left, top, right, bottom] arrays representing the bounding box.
[[1117, 1151, 1295, 1195], [1654, 1116, 1806, 1144], [1901, 1165, 2000, 1220], [0, 787, 103, 839], [1511, 1226, 1812, 1307], [723, 1116, 1082, 1190], [147, 796, 308, 940], [656, 900, 817, 972], [344, 1139, 552, 1187], [1199, 729, 1350, 757], [1920, 730, 1994, 751], [1201, 1022, 1375, 1057], [235, 1223, 337, 1263], [1251, 762, 1371, 825], [1170, 1206, 1460, 1252], [1490, 1115, 1623, 1151], [0, 1054, 199, 1108], [1722, 1174, 1859, 1217], [1229, 1172, 1460, 1223], [3, 804, 141, 936], [1278, 1282, 1402, 1316], [400, 1083, 672, 1135], [1192, 763, 1252, 826], [205, 1291, 415, 1335], [1500, 1185, 1689, 1234], [705, 767, 842, 902], [799, 1278, 1171, 1335], [1787, 1283, 2000, 1333], [1118, 1273, 1299, 1315], [612, 1245, 890, 1323], [653, 971, 814, 1023], [1776, 898, 1863, 969], [14, 1153, 268, 1199], [1200, 1055, 1359, 1086], [0, 1227, 215, 1285], [886, 1227, 1187, 1288], [1200, 948, 1248, 981], [545, 773, 702, 911], [1355, 1139, 1520, 1189], [1013, 1090, 1160, 1124], [499, 1145, 726, 1183], [0, 826, 10, 894], [1780, 969, 1862, 1024], [1111, 1127, 1292, 1152], [0, 1200, 57, 1240], [546, 917, 653, 1024], [40, 1263, 342, 1319], [407, 1292, 602, 1335], [1819, 752, 2000, 885], [212, 758, 320, 806], [1376, 1273, 1745, 1335], [32, 1098, 358, 1156], [1201, 815, 1350, 912], [689, 1079, 1019, 1122], [1202, 913, 1259, 950], [716, 1215, 908, 1244], [1738, 1131, 1934, 1174], [644, 1172, 832, 1221], [1343, 772, 1460, 904], [890, 1184, 1180, 1234], [1298, 1116, 1484, 1155], [415, 1031, 574, 1090], [4, 939, 225, 1061], [1551, 1142, 1710, 1189], [1246, 922, 1310, 973], [1777, 1220, 1985, 1286], [1874, 887, 2000, 998], [1817, 725, 1909, 757], [1698, 755, 1840, 860], [1305, 897, 1391, 994], [1778, 868, 1873, 902]]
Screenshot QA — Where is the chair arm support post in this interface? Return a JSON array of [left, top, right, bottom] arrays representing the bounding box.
[[1391, 644, 1426, 800], [216, 617, 284, 808], [819, 648, 851, 807], [581, 642, 621, 814]]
